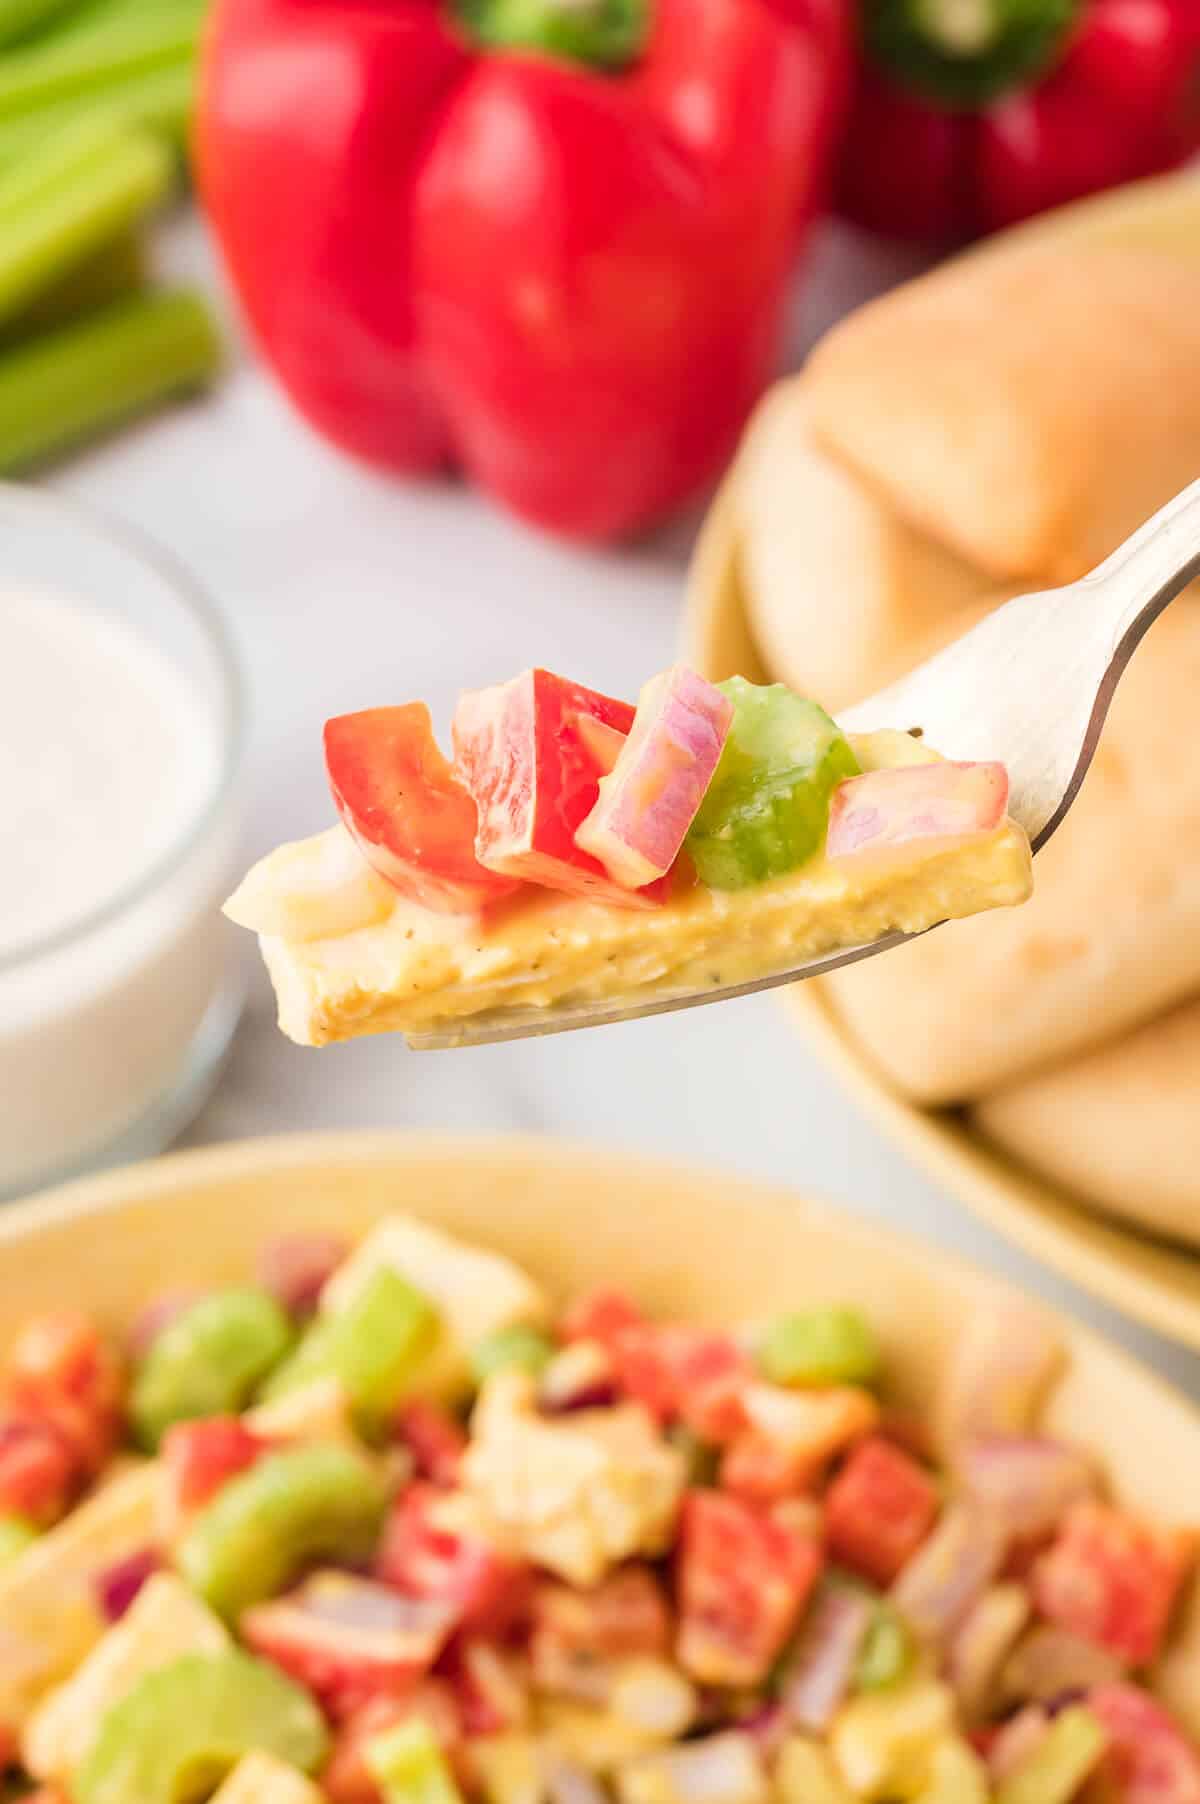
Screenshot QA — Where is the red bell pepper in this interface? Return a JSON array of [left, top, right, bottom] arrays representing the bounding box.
[[197, 0, 848, 542], [838, 0, 1200, 240]]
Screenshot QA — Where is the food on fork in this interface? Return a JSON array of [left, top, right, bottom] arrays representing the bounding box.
[[224, 666, 1032, 1046], [1, 1210, 1197, 1801]]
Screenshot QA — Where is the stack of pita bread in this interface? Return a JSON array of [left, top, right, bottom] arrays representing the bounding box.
[[694, 178, 1200, 1249]]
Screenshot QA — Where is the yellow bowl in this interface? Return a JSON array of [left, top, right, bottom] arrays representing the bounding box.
[[5, 1130, 1200, 1724], [686, 494, 1200, 1353]]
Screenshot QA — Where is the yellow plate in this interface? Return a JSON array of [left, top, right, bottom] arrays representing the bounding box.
[[686, 488, 1200, 1352], [5, 1131, 1200, 1723]]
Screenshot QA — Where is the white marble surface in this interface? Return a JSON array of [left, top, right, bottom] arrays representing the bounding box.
[[46, 212, 1200, 1398]]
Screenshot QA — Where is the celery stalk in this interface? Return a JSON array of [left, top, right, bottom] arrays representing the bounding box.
[[0, 230, 144, 345], [0, 57, 194, 164], [0, 0, 81, 48], [0, 287, 222, 473], [0, 118, 173, 324], [0, 1, 203, 117]]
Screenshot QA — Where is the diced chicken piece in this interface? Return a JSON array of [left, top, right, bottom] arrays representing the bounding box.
[[23, 1571, 229, 1779], [322, 1216, 548, 1401], [210, 1751, 326, 1804], [538, 1699, 668, 1774], [0, 1460, 162, 1726], [616, 1732, 769, 1804], [223, 825, 396, 941], [830, 1680, 956, 1800], [462, 1375, 685, 1587]]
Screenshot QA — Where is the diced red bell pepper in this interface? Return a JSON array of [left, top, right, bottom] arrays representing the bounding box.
[[675, 1489, 822, 1687], [823, 1436, 941, 1586], [243, 1570, 458, 1720], [838, 0, 1200, 241], [198, 0, 849, 543], [0, 1417, 78, 1527], [720, 1386, 881, 1506], [376, 1483, 531, 1637], [395, 1401, 468, 1489], [161, 1416, 272, 1516], [1088, 1683, 1200, 1803], [560, 1290, 749, 1442], [4, 1313, 124, 1479], [1032, 1500, 1193, 1666], [454, 669, 672, 907], [325, 705, 523, 915]]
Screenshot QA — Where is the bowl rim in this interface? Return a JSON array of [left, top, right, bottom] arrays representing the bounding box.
[[684, 482, 1200, 1351], [0, 481, 247, 975], [4, 1126, 1196, 1422]]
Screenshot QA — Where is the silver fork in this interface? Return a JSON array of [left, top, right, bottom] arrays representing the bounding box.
[[409, 478, 1200, 1050]]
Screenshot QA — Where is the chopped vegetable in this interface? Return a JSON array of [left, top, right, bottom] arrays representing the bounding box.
[[454, 670, 660, 908], [939, 1306, 1062, 1449], [242, 1571, 457, 1721], [261, 1268, 439, 1433], [825, 763, 1009, 866], [396, 1401, 468, 1488], [993, 1705, 1108, 1804], [1030, 1499, 1192, 1665], [675, 1490, 822, 1688], [129, 1289, 293, 1451], [721, 1385, 879, 1505], [946, 1584, 1029, 1722], [366, 1716, 465, 1804], [685, 680, 859, 890], [575, 667, 733, 891], [756, 1309, 880, 1390], [1087, 1682, 1200, 1802], [74, 1650, 328, 1804], [778, 1583, 873, 1731], [177, 1444, 387, 1620], [775, 1736, 854, 1804], [999, 1625, 1123, 1705], [889, 1504, 1006, 1648], [0, 116, 171, 328], [377, 1483, 532, 1639], [324, 706, 522, 915], [0, 287, 221, 475], [958, 1436, 1094, 1543], [256, 1235, 349, 1318], [160, 1416, 271, 1521], [824, 1437, 940, 1586], [829, 1678, 955, 1797], [616, 1732, 769, 1804], [854, 1604, 912, 1694], [471, 1326, 555, 1386]]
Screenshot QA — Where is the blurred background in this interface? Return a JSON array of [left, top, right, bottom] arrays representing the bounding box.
[[3, 0, 1200, 1389]]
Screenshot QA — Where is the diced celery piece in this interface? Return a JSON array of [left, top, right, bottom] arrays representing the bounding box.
[[75, 1650, 327, 1804], [470, 1324, 555, 1385], [855, 1604, 912, 1692], [0, 1513, 37, 1567], [130, 1288, 293, 1451], [261, 1267, 439, 1433], [366, 1717, 465, 1804], [177, 1444, 387, 1620], [685, 680, 859, 889], [757, 1307, 880, 1388], [995, 1706, 1108, 1804]]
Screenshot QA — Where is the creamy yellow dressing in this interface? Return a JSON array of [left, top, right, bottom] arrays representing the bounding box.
[[226, 732, 1032, 1047]]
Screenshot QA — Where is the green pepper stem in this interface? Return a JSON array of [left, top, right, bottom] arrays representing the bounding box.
[[452, 0, 651, 72], [0, 286, 222, 475], [864, 0, 1078, 107]]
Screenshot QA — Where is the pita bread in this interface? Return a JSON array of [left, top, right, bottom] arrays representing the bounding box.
[[973, 998, 1200, 1248], [818, 601, 1200, 1104], [803, 247, 1200, 583]]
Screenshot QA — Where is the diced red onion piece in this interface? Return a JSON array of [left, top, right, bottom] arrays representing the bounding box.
[[257, 1234, 350, 1316], [95, 1547, 162, 1622], [940, 1305, 1064, 1451], [960, 1436, 1095, 1542], [539, 1341, 618, 1414], [780, 1585, 873, 1732], [736, 1702, 792, 1763], [575, 666, 733, 889], [826, 761, 1008, 864], [890, 1503, 1007, 1647]]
